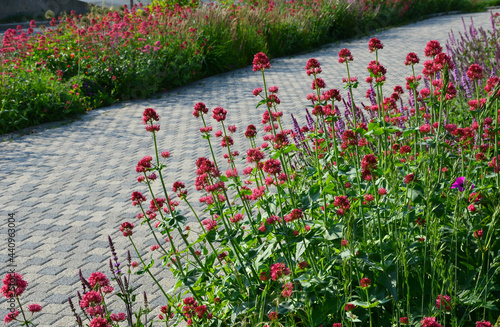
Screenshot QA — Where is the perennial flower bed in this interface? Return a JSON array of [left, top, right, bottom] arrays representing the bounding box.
[[3, 11, 500, 327], [0, 0, 481, 134]]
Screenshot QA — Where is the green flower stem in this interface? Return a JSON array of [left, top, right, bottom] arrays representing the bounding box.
[[15, 295, 31, 326], [128, 236, 187, 315], [220, 121, 262, 238], [212, 199, 260, 285], [156, 169, 211, 273], [183, 198, 227, 268]]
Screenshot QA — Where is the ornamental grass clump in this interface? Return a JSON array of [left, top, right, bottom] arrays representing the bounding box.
[[82, 37, 500, 326]]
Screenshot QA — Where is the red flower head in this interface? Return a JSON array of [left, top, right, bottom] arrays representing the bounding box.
[[79, 291, 103, 308], [131, 191, 147, 206], [312, 77, 326, 89], [247, 148, 265, 163], [1, 273, 28, 298], [270, 262, 290, 281], [420, 317, 443, 327], [135, 156, 153, 173], [305, 58, 322, 75], [400, 317, 409, 325], [3, 310, 19, 323], [484, 77, 500, 95], [474, 229, 483, 239], [333, 195, 350, 210], [345, 303, 356, 312], [405, 52, 420, 65], [269, 311, 278, 321], [424, 40, 442, 57], [119, 222, 134, 236], [88, 316, 110, 327], [489, 155, 500, 173], [268, 86, 279, 93], [433, 52, 454, 70], [467, 64, 484, 80], [263, 158, 282, 175], [322, 88, 342, 102], [27, 304, 42, 313], [284, 208, 303, 223], [368, 38, 383, 52], [404, 173, 415, 184], [281, 282, 293, 298], [193, 102, 208, 118], [88, 272, 110, 288], [360, 277, 371, 288], [338, 48, 353, 63], [476, 321, 493, 327], [436, 294, 452, 311], [212, 107, 227, 122], [253, 52, 271, 71], [142, 108, 160, 124], [252, 87, 263, 96], [245, 124, 257, 138], [419, 124, 431, 134], [361, 154, 378, 172]]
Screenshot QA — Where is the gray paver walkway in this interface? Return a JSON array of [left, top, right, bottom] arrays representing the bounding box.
[[0, 9, 497, 326]]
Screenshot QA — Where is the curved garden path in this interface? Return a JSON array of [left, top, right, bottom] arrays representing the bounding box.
[[0, 9, 497, 325]]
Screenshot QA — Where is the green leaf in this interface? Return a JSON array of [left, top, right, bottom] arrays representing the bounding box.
[[256, 99, 267, 108], [323, 224, 343, 241], [182, 269, 202, 287], [296, 240, 307, 261]]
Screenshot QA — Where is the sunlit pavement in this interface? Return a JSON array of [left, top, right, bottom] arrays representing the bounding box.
[[0, 10, 496, 326]]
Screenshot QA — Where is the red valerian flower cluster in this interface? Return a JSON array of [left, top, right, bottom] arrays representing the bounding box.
[[1, 273, 28, 298], [338, 48, 354, 63], [404, 52, 420, 65], [131, 191, 147, 206], [436, 294, 451, 311], [212, 107, 227, 122], [270, 262, 291, 281], [420, 316, 443, 327], [192, 102, 208, 118], [333, 195, 350, 216], [467, 64, 484, 80], [252, 52, 271, 71], [368, 37, 383, 52], [360, 277, 371, 288], [305, 58, 322, 76], [284, 208, 302, 223], [142, 108, 160, 132], [119, 222, 134, 236]]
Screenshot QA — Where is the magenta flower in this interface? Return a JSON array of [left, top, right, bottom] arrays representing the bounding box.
[[27, 304, 42, 313], [451, 177, 474, 192], [252, 52, 271, 71]]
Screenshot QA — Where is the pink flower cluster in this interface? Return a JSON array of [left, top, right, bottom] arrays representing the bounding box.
[[270, 262, 291, 281], [1, 273, 28, 298]]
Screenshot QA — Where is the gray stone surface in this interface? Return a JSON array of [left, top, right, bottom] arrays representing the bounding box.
[[0, 9, 497, 326]]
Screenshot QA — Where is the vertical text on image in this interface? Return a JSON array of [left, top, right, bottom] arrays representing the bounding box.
[[7, 213, 16, 268]]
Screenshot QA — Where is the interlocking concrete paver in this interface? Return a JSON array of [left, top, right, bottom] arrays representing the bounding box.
[[0, 10, 497, 325]]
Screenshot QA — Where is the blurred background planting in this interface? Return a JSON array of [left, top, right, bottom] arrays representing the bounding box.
[[0, 0, 495, 134]]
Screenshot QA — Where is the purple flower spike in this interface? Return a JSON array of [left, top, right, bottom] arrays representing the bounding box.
[[451, 176, 474, 192]]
